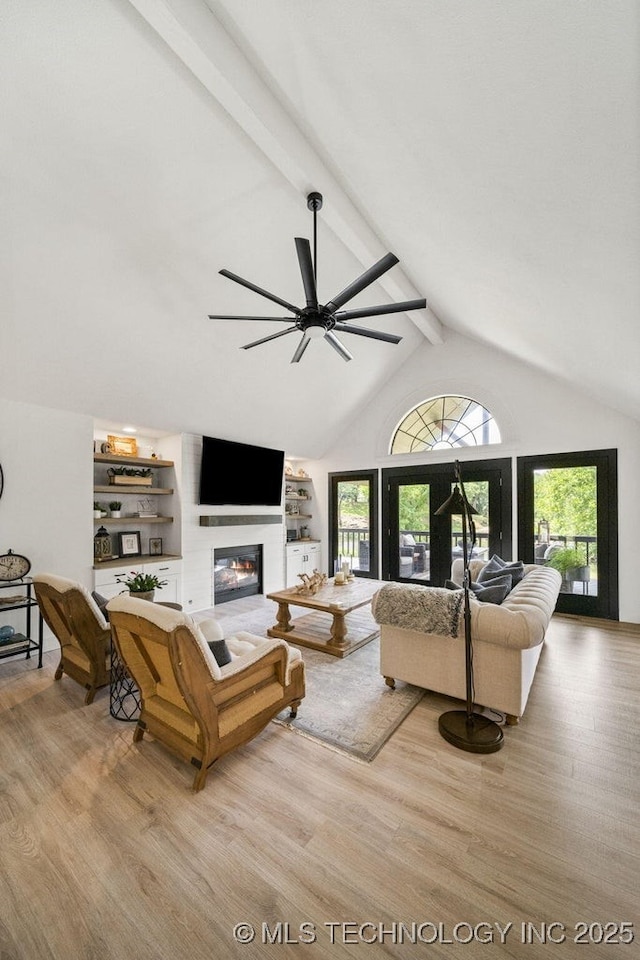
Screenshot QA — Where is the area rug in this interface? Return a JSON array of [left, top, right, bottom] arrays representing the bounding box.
[[194, 600, 424, 762], [273, 638, 424, 762]]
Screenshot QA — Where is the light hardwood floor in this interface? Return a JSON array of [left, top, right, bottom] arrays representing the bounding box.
[[1, 603, 638, 959]]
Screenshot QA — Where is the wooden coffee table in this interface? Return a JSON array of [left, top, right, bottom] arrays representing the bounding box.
[[266, 577, 385, 658]]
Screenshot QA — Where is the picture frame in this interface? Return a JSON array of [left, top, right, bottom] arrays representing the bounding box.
[[149, 537, 163, 556], [107, 434, 138, 457], [118, 531, 142, 557]]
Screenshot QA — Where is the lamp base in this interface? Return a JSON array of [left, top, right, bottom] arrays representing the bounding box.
[[438, 710, 504, 753]]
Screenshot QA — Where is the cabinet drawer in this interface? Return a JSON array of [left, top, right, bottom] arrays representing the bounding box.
[[94, 562, 134, 586], [144, 559, 182, 577]]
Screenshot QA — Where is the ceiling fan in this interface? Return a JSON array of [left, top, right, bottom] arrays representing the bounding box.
[[208, 192, 426, 363]]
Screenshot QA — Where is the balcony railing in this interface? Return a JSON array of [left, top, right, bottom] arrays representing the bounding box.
[[338, 529, 597, 564]]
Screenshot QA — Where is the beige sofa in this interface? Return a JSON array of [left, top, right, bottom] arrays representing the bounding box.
[[373, 559, 562, 724]]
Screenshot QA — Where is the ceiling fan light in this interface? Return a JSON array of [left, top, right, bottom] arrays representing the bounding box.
[[306, 323, 325, 340]]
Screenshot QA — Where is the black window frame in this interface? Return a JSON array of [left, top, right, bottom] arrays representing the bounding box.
[[328, 470, 379, 579]]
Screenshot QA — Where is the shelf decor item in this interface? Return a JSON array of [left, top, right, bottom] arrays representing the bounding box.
[[434, 460, 504, 754], [149, 537, 163, 556], [118, 531, 142, 558], [94, 526, 113, 562], [0, 550, 32, 582], [107, 435, 138, 457], [109, 501, 122, 518], [108, 467, 153, 486]]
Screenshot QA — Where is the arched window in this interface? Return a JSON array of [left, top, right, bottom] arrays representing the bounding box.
[[390, 395, 500, 454]]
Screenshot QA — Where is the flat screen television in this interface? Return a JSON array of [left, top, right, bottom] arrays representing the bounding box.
[[199, 436, 285, 506]]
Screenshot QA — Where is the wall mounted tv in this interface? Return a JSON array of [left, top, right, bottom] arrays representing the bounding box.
[[199, 436, 285, 506]]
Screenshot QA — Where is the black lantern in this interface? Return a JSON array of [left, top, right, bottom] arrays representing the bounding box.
[[94, 525, 112, 562]]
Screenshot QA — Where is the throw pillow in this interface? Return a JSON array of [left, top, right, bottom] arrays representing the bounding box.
[[472, 581, 511, 604], [478, 555, 525, 586], [444, 575, 510, 604], [401, 533, 416, 546], [207, 638, 232, 667], [197, 617, 232, 667], [91, 591, 110, 621]]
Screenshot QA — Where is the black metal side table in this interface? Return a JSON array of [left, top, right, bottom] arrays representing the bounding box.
[[109, 640, 141, 721], [109, 600, 183, 721], [0, 579, 44, 668]]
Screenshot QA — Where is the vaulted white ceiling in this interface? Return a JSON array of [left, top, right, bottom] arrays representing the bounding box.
[[2, 0, 639, 457]]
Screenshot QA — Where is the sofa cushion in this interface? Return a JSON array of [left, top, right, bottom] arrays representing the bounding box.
[[478, 555, 525, 586]]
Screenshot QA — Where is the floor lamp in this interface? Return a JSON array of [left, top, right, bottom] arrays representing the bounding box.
[[435, 460, 504, 753]]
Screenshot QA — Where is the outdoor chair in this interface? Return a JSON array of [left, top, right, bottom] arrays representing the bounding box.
[[32, 573, 111, 704], [107, 594, 305, 791]]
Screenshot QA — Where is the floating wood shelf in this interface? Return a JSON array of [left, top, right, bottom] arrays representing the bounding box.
[[94, 485, 173, 495], [93, 454, 174, 468], [93, 517, 173, 525]]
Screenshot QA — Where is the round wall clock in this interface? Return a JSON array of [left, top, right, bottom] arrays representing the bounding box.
[[0, 550, 32, 581]]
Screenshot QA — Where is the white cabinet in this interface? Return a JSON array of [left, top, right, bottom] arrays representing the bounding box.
[[286, 542, 321, 586], [94, 559, 182, 604]]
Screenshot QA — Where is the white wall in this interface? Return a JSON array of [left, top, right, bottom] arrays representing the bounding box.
[[0, 398, 93, 650], [310, 331, 640, 623], [178, 433, 286, 613]]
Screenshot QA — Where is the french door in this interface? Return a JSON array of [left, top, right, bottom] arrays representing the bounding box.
[[328, 470, 379, 579], [517, 449, 618, 618], [382, 458, 512, 585]]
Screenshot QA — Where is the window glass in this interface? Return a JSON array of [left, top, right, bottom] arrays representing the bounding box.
[[391, 396, 500, 454]]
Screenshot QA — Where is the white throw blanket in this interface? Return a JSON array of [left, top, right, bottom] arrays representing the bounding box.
[[372, 583, 463, 638]]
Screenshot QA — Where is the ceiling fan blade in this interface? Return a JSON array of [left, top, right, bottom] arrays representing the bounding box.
[[335, 298, 426, 322], [324, 330, 353, 362], [208, 314, 298, 321], [219, 269, 302, 315], [241, 326, 299, 350], [333, 323, 403, 344], [294, 238, 318, 310], [291, 334, 311, 363], [324, 252, 399, 313]]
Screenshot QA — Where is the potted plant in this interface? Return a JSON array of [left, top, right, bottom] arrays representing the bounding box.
[[116, 570, 169, 602], [109, 500, 122, 518], [108, 466, 153, 486], [546, 547, 590, 591], [93, 501, 102, 519]]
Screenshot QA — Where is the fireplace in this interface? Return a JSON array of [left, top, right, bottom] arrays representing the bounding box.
[[213, 544, 262, 604]]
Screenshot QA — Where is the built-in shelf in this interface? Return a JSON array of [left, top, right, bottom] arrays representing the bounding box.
[[93, 454, 173, 468], [94, 485, 173, 495], [93, 553, 182, 570], [94, 516, 173, 525]]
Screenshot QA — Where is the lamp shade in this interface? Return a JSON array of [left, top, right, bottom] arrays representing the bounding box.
[[435, 484, 477, 517]]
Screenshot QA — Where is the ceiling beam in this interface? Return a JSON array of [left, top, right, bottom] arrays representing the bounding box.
[[126, 0, 443, 343]]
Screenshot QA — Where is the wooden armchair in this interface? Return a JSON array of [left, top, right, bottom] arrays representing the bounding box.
[[32, 573, 111, 704], [107, 595, 305, 791]]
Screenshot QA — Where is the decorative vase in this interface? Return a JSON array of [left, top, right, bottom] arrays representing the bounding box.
[[130, 589, 154, 602]]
